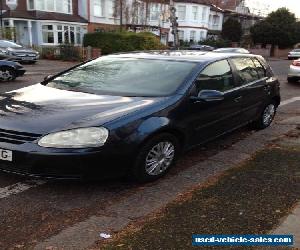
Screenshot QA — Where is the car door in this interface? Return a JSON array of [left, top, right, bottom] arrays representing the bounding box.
[[186, 59, 244, 145], [229, 57, 268, 123]]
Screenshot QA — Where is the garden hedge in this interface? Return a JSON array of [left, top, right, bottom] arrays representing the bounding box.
[[83, 31, 166, 55]]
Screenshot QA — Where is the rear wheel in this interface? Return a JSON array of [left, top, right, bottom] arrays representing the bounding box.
[[131, 133, 179, 182], [0, 67, 16, 81], [252, 102, 277, 130]]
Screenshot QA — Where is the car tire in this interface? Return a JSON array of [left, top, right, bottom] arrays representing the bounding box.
[[252, 101, 277, 130], [131, 133, 180, 182], [0, 67, 16, 82], [287, 77, 297, 83]]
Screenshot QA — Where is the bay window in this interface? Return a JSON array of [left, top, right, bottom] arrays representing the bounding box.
[[94, 0, 105, 17], [42, 24, 85, 45], [192, 6, 198, 21], [27, 0, 72, 14]]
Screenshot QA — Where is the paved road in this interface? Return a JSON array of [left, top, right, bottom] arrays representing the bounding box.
[[0, 59, 299, 249]]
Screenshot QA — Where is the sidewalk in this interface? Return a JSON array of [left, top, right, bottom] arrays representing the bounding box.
[[271, 135, 300, 249], [99, 130, 300, 249]]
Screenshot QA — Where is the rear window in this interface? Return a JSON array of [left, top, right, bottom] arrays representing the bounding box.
[[231, 57, 260, 85]]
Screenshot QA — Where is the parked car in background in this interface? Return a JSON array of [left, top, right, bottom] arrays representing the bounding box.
[[288, 49, 300, 60], [287, 59, 300, 83], [0, 40, 39, 63], [214, 48, 250, 54], [0, 51, 280, 182], [187, 45, 215, 51], [0, 60, 26, 81]]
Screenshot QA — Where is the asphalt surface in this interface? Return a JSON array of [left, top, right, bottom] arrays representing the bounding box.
[[0, 59, 299, 250]]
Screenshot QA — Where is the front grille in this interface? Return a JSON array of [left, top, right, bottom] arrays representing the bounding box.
[[14, 52, 37, 57], [0, 128, 41, 145]]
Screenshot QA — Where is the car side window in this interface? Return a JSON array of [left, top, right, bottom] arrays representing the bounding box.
[[231, 57, 260, 85], [252, 58, 266, 78], [195, 60, 235, 92]]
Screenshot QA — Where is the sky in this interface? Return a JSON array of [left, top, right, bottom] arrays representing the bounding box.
[[245, 0, 300, 18]]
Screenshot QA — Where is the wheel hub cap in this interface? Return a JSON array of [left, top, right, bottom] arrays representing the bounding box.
[[145, 141, 175, 176], [263, 104, 275, 126]]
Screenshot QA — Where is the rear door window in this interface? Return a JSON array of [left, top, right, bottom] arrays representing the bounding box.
[[231, 57, 260, 85], [195, 60, 235, 92], [252, 58, 266, 78]]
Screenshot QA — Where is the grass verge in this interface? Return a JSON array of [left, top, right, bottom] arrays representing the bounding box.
[[100, 146, 300, 250]]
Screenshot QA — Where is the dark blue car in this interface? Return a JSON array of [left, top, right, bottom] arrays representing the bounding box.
[[0, 51, 280, 181]]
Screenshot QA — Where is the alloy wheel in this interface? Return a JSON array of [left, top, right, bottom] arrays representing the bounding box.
[[145, 141, 175, 176], [0, 69, 14, 81], [262, 104, 276, 126]]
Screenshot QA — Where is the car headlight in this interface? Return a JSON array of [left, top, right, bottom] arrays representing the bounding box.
[[38, 127, 109, 148]]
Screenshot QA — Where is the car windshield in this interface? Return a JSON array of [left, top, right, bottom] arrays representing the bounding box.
[[0, 40, 22, 48], [47, 57, 197, 97], [292, 49, 300, 52]]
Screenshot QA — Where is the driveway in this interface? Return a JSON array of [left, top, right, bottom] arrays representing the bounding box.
[[0, 59, 299, 249]]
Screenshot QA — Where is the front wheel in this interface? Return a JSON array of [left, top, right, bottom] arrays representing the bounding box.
[[287, 77, 297, 83], [131, 133, 180, 182], [252, 102, 277, 130], [0, 67, 16, 81]]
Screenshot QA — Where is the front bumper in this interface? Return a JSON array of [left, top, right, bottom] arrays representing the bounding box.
[[0, 142, 133, 180]]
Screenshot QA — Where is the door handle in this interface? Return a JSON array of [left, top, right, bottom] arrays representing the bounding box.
[[234, 96, 242, 102]]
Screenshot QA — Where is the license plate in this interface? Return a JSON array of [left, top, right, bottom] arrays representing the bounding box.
[[0, 148, 12, 162]]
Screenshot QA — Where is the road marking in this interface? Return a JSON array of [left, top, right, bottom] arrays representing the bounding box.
[[281, 97, 300, 106], [0, 180, 46, 199]]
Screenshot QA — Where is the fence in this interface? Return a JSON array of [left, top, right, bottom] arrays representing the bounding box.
[[33, 45, 101, 61]]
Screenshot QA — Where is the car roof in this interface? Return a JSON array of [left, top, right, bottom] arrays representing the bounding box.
[[104, 50, 258, 63]]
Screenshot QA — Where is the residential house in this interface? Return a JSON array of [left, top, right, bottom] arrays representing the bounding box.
[[169, 0, 223, 44], [1, 0, 88, 46], [207, 4, 223, 38], [223, 8, 262, 36], [80, 0, 171, 45]]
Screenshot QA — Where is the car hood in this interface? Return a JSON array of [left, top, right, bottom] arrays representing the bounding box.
[[6, 47, 37, 53], [0, 84, 165, 135]]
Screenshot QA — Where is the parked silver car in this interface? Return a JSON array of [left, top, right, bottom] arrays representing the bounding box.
[[287, 60, 300, 83], [288, 49, 300, 60], [213, 47, 250, 54], [0, 40, 39, 63]]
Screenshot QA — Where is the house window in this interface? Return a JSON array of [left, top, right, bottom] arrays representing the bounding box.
[[150, 3, 160, 21], [178, 30, 184, 41], [46, 0, 55, 11], [36, 0, 45, 10], [192, 6, 198, 21], [94, 0, 105, 17], [190, 30, 196, 42], [42, 24, 84, 45], [177, 6, 186, 21], [42, 25, 55, 44], [28, 0, 72, 14], [200, 30, 205, 40], [202, 7, 207, 21], [108, 0, 115, 18], [28, 0, 34, 9]]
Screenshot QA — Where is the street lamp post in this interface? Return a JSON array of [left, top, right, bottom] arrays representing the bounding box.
[[0, 0, 3, 29]]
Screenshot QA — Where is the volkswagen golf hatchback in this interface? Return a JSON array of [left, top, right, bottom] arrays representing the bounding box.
[[0, 51, 280, 181]]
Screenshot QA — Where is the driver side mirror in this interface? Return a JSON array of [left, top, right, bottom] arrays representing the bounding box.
[[190, 90, 224, 103]]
